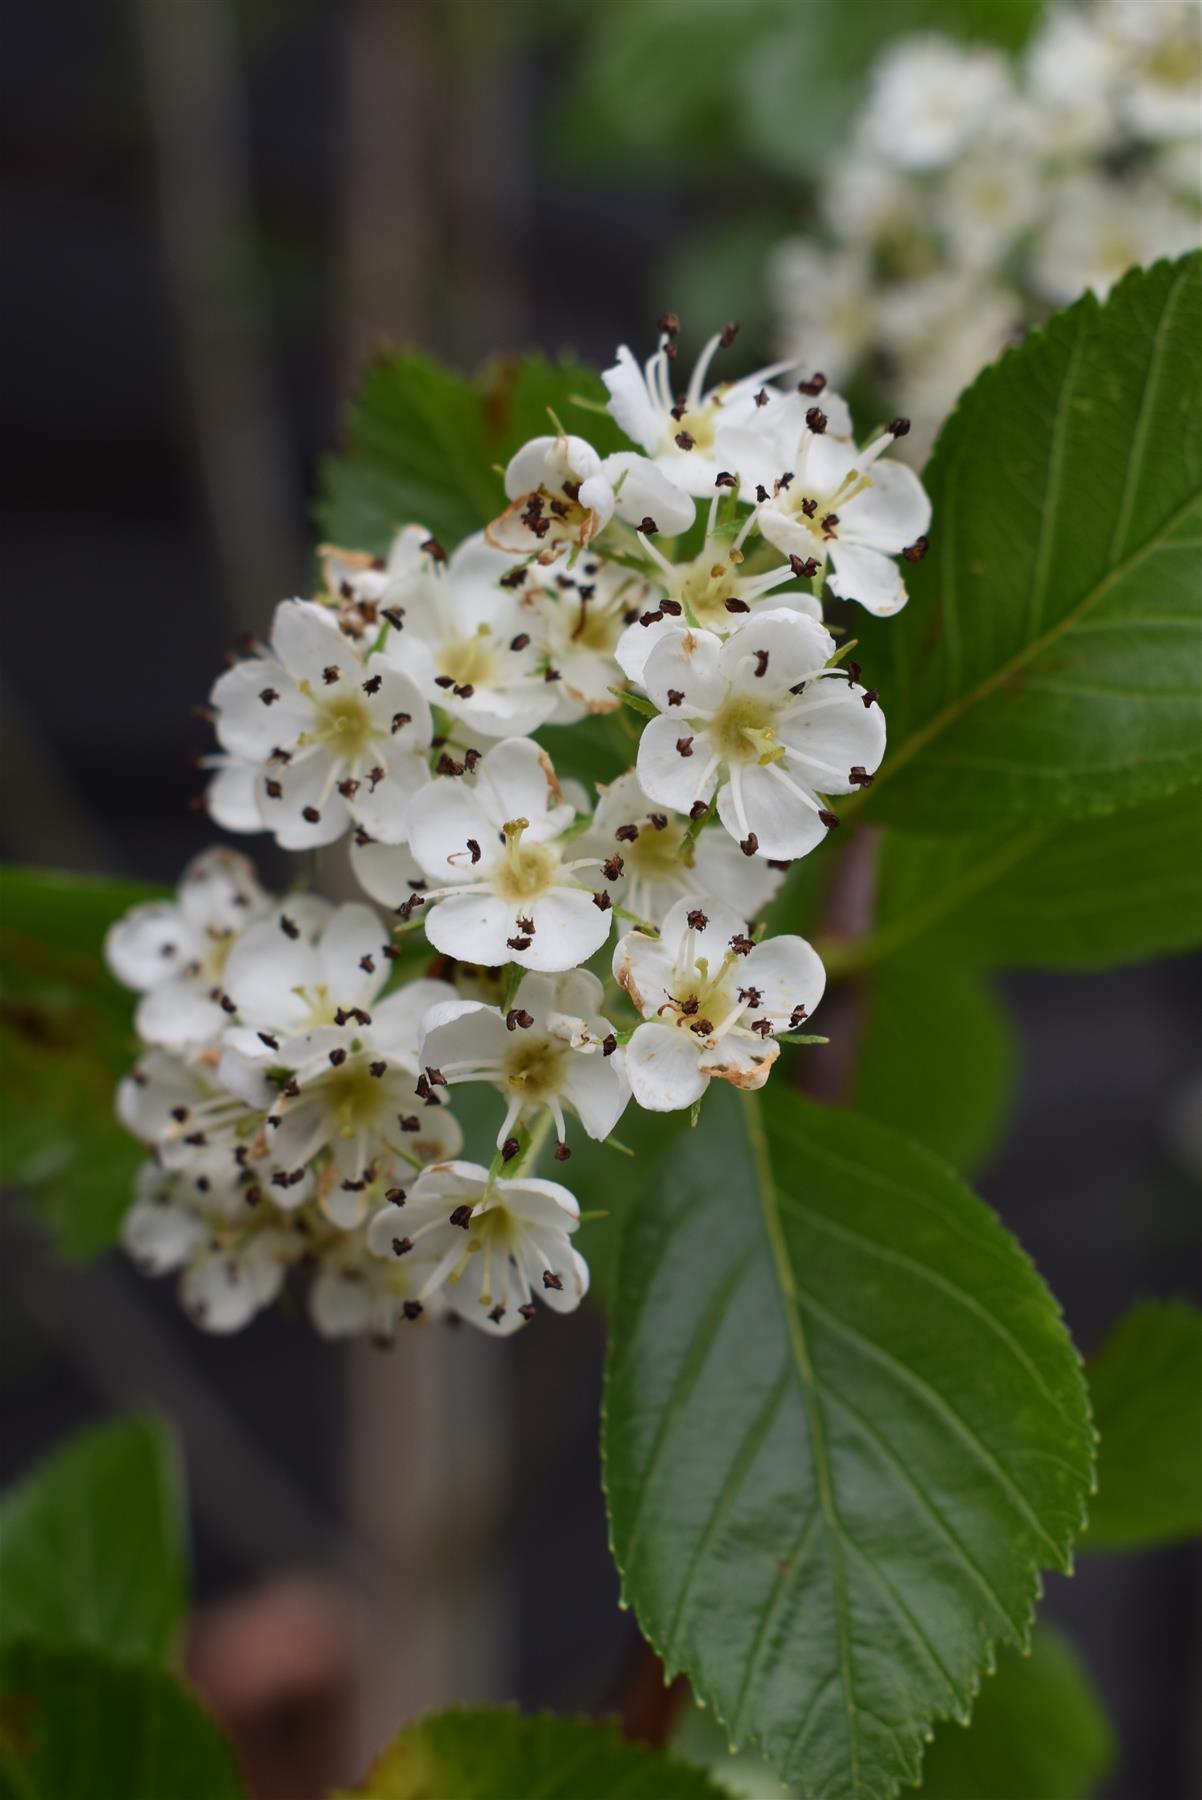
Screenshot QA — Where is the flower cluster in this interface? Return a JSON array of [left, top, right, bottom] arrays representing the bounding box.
[[108, 319, 929, 1340], [769, 1, 1202, 457]]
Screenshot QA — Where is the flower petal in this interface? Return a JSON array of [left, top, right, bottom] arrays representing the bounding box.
[[716, 607, 835, 699], [424, 892, 515, 967], [625, 1021, 708, 1112], [741, 934, 827, 1027], [640, 627, 725, 714], [717, 763, 828, 861], [521, 887, 612, 972], [637, 714, 718, 815], [605, 451, 696, 536], [696, 1031, 779, 1090], [778, 679, 887, 791]]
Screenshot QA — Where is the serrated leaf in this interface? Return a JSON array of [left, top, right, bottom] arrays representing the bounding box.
[[860, 785, 1202, 972], [1083, 1301, 1202, 1552], [0, 1418, 187, 1663], [917, 1626, 1113, 1800], [0, 867, 163, 1257], [604, 1087, 1093, 1800], [858, 255, 1202, 831], [333, 1706, 729, 1799], [318, 351, 624, 556], [851, 954, 1015, 1171], [0, 1641, 244, 1800]]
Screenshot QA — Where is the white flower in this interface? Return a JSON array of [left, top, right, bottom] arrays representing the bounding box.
[[365, 1160, 589, 1335], [614, 490, 825, 690], [1103, 0, 1202, 143], [319, 523, 435, 611], [202, 754, 265, 835], [935, 143, 1040, 270], [602, 325, 821, 497], [374, 531, 563, 738], [220, 899, 407, 1049], [115, 1045, 291, 1199], [769, 242, 877, 390], [210, 598, 433, 848], [750, 415, 931, 617], [528, 554, 657, 719], [1028, 175, 1201, 307], [614, 898, 826, 1112], [635, 613, 886, 861], [486, 433, 694, 560], [405, 736, 613, 972], [309, 1228, 446, 1339], [348, 835, 431, 911], [105, 848, 271, 1050], [417, 970, 628, 1153], [122, 1162, 301, 1334], [576, 769, 784, 928], [861, 36, 1012, 171], [1025, 6, 1117, 156]]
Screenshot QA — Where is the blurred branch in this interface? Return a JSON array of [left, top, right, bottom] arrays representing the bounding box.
[[133, 0, 301, 633]]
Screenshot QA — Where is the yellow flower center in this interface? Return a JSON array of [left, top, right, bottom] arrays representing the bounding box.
[[709, 694, 782, 765]]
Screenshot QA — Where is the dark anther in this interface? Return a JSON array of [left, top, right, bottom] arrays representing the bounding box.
[[322, 665, 340, 685], [740, 833, 759, 856], [510, 632, 531, 651], [715, 470, 737, 488], [543, 667, 561, 683], [453, 682, 475, 699], [639, 516, 659, 535], [798, 371, 827, 396], [789, 554, 821, 579], [507, 934, 532, 952], [615, 822, 639, 843], [660, 598, 682, 616], [466, 837, 481, 864], [449, 1204, 473, 1229], [362, 673, 382, 695], [170, 1105, 189, 1122], [800, 497, 818, 518], [861, 688, 879, 709], [464, 747, 481, 771], [391, 1237, 412, 1256], [382, 607, 404, 629], [889, 417, 911, 437], [554, 1141, 571, 1162], [434, 674, 455, 689], [848, 765, 874, 788], [329, 1047, 348, 1067], [258, 1032, 279, 1051], [398, 1115, 420, 1131], [501, 567, 527, 590], [489, 1305, 506, 1323], [369, 1060, 387, 1078], [670, 396, 688, 422], [280, 915, 299, 938], [903, 535, 929, 562], [676, 736, 694, 757], [402, 1300, 423, 1320], [690, 1017, 714, 1036], [754, 389, 769, 408], [386, 1187, 406, 1204], [517, 1303, 537, 1321], [302, 806, 321, 823], [686, 907, 709, 930], [592, 890, 612, 911], [639, 610, 663, 627], [724, 597, 750, 613], [675, 431, 695, 451], [367, 766, 385, 790], [421, 536, 447, 561], [719, 321, 739, 347], [391, 712, 411, 732], [755, 484, 770, 503], [753, 649, 769, 678], [667, 688, 685, 705], [339, 779, 361, 800], [601, 854, 624, 881], [751, 1018, 774, 1039], [219, 994, 236, 1014], [265, 780, 283, 799], [820, 512, 839, 534], [805, 406, 828, 434], [738, 986, 763, 1008], [657, 311, 680, 337], [542, 1270, 564, 1290], [790, 1005, 808, 1028], [649, 812, 667, 830], [506, 1008, 534, 1032], [818, 809, 840, 829], [258, 688, 279, 706], [689, 800, 709, 820], [602, 1033, 617, 1057], [501, 1137, 521, 1162], [436, 754, 466, 776]]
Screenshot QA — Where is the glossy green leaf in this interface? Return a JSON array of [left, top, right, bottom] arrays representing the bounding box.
[[0, 1642, 244, 1800], [855, 786, 1202, 972], [1084, 1301, 1202, 1552], [858, 255, 1202, 831], [0, 866, 160, 1257], [318, 351, 624, 556], [333, 1707, 729, 1800], [851, 954, 1015, 1171], [604, 1087, 1093, 1800], [0, 1418, 186, 1663], [917, 1627, 1113, 1800]]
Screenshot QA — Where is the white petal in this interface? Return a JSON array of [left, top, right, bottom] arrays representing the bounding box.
[[135, 981, 227, 1050], [657, 895, 750, 960], [520, 887, 612, 972], [612, 928, 677, 1019], [605, 452, 696, 536], [176, 847, 266, 933], [825, 540, 910, 617], [640, 627, 725, 714], [561, 1050, 629, 1141], [371, 980, 460, 1060], [259, 754, 351, 850], [271, 597, 349, 683], [696, 1031, 779, 1090], [637, 714, 718, 815], [349, 837, 428, 910], [602, 346, 661, 450], [692, 829, 786, 918], [223, 923, 318, 1033], [741, 934, 827, 1027], [496, 1175, 581, 1227], [206, 758, 264, 834], [309, 1266, 373, 1337], [406, 783, 496, 880], [504, 434, 603, 500], [318, 903, 389, 1004], [625, 1021, 708, 1112], [473, 737, 572, 841], [717, 763, 827, 861], [418, 998, 508, 1072], [716, 608, 835, 699], [531, 1242, 590, 1314], [845, 459, 931, 552], [614, 614, 680, 688], [779, 679, 887, 791], [211, 658, 308, 760], [122, 1192, 206, 1274], [424, 892, 515, 967], [105, 903, 195, 992]]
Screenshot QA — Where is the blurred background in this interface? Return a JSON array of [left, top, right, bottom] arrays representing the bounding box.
[[1, 2, 1199, 1796]]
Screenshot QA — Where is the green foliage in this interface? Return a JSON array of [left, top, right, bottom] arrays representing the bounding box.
[[858, 254, 1202, 831], [860, 785, 1202, 972], [1084, 1301, 1202, 1552], [333, 1707, 729, 1799], [0, 866, 160, 1257], [0, 1641, 245, 1800], [851, 954, 1015, 1171], [917, 1626, 1113, 1800], [604, 1086, 1093, 1799], [555, 0, 1041, 181], [0, 1418, 187, 1664], [318, 352, 625, 556]]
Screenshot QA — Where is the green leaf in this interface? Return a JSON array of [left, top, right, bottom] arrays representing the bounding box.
[[0, 866, 162, 1257], [0, 1418, 186, 1663], [856, 786, 1202, 972], [1083, 1301, 1202, 1552], [917, 1626, 1113, 1800], [850, 954, 1015, 1171], [604, 1087, 1094, 1800], [0, 1642, 244, 1800], [858, 255, 1202, 831], [318, 351, 625, 556], [332, 1706, 729, 1799]]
